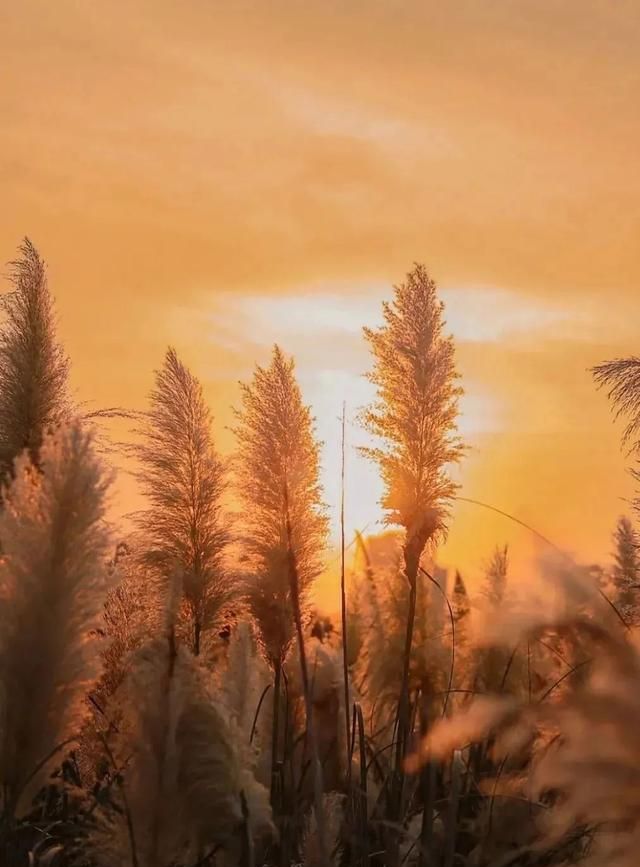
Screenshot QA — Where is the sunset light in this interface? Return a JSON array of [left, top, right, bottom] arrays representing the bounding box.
[[1, 3, 639, 865]]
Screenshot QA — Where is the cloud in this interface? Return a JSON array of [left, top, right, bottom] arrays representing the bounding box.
[[0, 0, 637, 578], [3, 0, 639, 300]]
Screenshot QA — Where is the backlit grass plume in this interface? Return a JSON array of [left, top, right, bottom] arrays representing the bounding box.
[[131, 347, 231, 656], [97, 545, 164, 705], [175, 653, 273, 858], [220, 620, 273, 788], [233, 345, 328, 668], [233, 345, 328, 806], [361, 264, 464, 786], [612, 516, 640, 626], [0, 239, 70, 484], [594, 356, 640, 515], [0, 420, 112, 818], [86, 544, 167, 765], [352, 534, 454, 737], [410, 553, 640, 867], [93, 598, 272, 867], [361, 264, 464, 563], [302, 792, 345, 867]]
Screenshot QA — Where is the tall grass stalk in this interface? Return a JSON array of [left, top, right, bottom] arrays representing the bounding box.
[[0, 239, 70, 485], [443, 750, 463, 867], [0, 420, 112, 821], [339, 403, 351, 782], [284, 482, 328, 867], [270, 660, 283, 811]]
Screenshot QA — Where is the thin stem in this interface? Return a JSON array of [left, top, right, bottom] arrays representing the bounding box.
[[250, 683, 272, 745], [339, 402, 351, 784], [355, 703, 369, 867], [14, 736, 78, 815], [419, 698, 436, 867], [459, 496, 630, 630], [270, 660, 282, 810], [99, 733, 139, 867], [283, 480, 328, 867], [418, 566, 455, 718], [444, 751, 463, 867]]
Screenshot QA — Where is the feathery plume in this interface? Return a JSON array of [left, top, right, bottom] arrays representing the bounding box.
[[361, 264, 464, 795], [131, 347, 232, 656], [612, 516, 640, 626], [233, 345, 328, 669], [302, 792, 345, 867], [93, 623, 272, 867], [0, 239, 69, 484], [408, 554, 640, 867], [233, 345, 328, 815], [0, 420, 112, 815]]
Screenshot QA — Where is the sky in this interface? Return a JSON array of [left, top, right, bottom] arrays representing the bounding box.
[[1, 0, 639, 596]]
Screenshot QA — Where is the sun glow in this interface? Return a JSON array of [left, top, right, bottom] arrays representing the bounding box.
[[186, 286, 634, 611]]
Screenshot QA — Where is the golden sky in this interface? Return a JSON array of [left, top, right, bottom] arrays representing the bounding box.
[[2, 0, 639, 591]]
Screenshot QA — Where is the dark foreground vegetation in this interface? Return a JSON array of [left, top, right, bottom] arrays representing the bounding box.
[[0, 239, 639, 867]]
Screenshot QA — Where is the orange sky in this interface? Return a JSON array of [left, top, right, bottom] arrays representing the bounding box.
[[2, 0, 639, 592]]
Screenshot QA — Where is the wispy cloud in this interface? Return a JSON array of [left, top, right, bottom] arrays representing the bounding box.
[[1, 0, 637, 577]]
